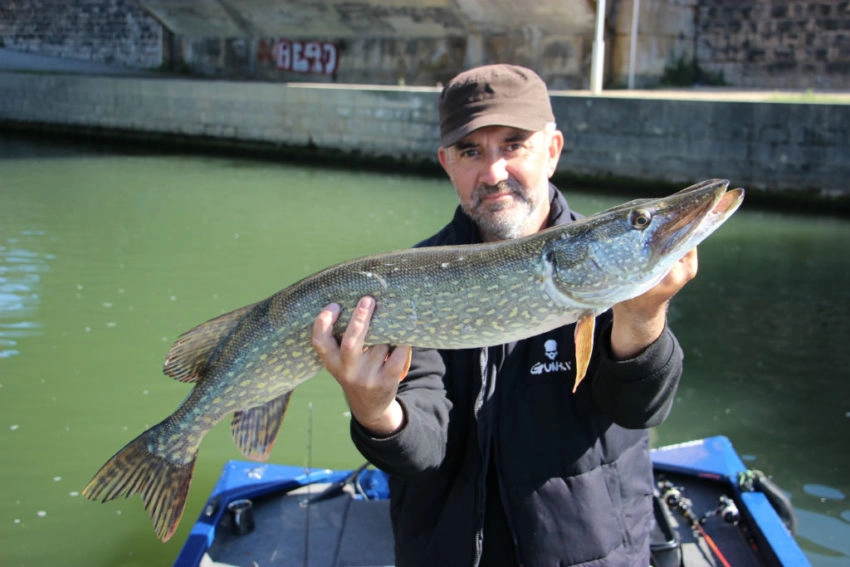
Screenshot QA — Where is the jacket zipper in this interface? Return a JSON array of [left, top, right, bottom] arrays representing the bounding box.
[[471, 346, 491, 567]]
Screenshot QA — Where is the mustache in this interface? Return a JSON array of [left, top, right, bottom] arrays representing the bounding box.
[[471, 179, 529, 206]]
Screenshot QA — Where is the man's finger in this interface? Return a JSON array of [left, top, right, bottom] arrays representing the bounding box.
[[679, 247, 698, 281], [339, 296, 376, 359], [311, 302, 341, 356], [386, 345, 413, 381]]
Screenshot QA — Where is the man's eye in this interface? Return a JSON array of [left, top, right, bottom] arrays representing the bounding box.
[[459, 148, 479, 158]]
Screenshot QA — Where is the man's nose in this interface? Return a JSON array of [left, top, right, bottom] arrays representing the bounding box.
[[479, 151, 510, 185]]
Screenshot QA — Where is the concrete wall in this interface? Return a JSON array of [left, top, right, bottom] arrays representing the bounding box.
[[552, 94, 850, 198], [1, 72, 848, 207], [0, 73, 440, 161], [610, 0, 699, 87]]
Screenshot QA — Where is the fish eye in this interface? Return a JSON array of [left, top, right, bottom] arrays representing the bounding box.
[[629, 209, 652, 229]]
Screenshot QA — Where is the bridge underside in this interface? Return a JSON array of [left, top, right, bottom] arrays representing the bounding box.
[[139, 0, 596, 39]]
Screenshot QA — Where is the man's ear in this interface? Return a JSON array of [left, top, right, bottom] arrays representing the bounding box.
[[547, 130, 564, 177], [438, 146, 449, 170], [438, 146, 453, 179]]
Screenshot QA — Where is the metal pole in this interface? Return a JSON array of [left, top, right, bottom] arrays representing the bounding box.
[[628, 0, 641, 89], [590, 0, 606, 94]]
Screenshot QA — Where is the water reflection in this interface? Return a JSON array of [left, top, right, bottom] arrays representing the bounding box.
[[796, 484, 849, 565], [0, 231, 52, 357], [796, 509, 850, 567], [804, 485, 846, 501]]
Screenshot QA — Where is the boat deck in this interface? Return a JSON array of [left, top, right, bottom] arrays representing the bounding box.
[[181, 437, 807, 567], [203, 483, 394, 567], [200, 473, 765, 567]]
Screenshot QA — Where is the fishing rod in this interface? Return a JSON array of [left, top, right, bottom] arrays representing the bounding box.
[[301, 402, 370, 567], [310, 462, 371, 504], [658, 481, 733, 567]]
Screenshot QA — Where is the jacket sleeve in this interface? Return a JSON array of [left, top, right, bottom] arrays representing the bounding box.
[[590, 320, 683, 429], [350, 346, 452, 476]]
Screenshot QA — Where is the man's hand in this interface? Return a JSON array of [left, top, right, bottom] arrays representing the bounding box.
[[311, 296, 410, 436], [610, 248, 699, 360]]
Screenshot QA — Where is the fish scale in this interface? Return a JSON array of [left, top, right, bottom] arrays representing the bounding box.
[[83, 178, 744, 542]]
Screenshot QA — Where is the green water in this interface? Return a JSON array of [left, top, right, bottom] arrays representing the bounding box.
[[0, 135, 847, 566]]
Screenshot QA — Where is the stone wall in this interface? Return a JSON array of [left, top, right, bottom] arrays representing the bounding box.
[[695, 0, 850, 89], [0, 0, 163, 68], [1, 72, 847, 205], [609, 0, 850, 90], [2, 1, 849, 89]]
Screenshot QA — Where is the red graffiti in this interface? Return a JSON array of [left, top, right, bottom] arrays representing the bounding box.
[[257, 39, 338, 76]]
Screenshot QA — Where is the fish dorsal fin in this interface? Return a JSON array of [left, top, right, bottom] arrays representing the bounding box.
[[231, 392, 293, 461], [163, 302, 259, 383]]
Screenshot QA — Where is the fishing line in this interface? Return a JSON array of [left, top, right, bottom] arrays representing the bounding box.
[[303, 401, 313, 567]]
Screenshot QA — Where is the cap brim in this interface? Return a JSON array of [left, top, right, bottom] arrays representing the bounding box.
[[441, 112, 550, 147]]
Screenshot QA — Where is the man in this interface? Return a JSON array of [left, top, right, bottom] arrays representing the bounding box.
[[312, 64, 697, 566]]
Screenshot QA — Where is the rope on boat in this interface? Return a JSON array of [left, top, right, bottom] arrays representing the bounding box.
[[738, 469, 798, 534]]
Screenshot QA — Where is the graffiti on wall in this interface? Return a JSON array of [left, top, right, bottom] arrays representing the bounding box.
[[257, 39, 339, 76]]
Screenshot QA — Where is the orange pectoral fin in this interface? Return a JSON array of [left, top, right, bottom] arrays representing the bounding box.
[[573, 314, 596, 393]]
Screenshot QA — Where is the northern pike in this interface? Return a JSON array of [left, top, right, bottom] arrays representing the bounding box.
[[83, 178, 743, 541]]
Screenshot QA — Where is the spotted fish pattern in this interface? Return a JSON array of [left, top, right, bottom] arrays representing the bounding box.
[[82, 179, 743, 541]]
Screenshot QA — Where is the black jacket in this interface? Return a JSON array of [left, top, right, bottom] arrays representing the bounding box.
[[351, 185, 683, 566]]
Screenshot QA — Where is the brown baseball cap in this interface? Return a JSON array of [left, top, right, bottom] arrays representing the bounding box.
[[438, 64, 555, 147]]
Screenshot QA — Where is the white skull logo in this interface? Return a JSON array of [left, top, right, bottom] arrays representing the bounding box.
[[544, 339, 558, 361]]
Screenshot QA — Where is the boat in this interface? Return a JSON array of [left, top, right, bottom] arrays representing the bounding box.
[[174, 436, 809, 567]]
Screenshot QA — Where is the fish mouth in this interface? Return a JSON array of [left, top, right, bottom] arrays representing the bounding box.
[[710, 185, 745, 217], [650, 179, 744, 258]]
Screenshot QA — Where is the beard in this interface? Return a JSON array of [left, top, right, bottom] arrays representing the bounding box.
[[462, 179, 541, 241]]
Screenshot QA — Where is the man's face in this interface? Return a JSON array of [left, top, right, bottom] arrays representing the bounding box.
[[438, 125, 563, 242]]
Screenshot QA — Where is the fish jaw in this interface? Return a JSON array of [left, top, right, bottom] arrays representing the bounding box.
[[688, 185, 744, 245], [544, 179, 743, 309], [646, 179, 742, 261]]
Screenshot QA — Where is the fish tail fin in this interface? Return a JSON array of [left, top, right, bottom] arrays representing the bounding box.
[[230, 391, 293, 461], [82, 432, 195, 542]]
